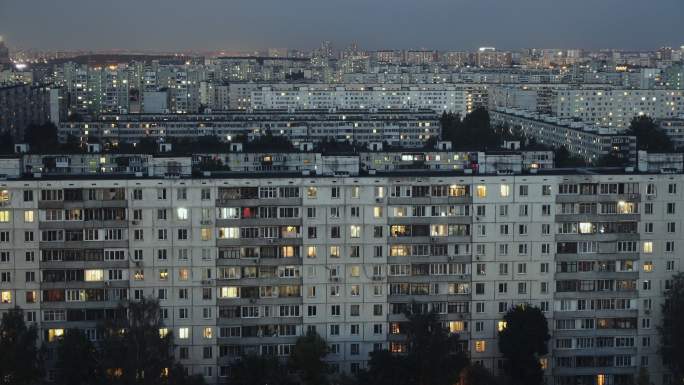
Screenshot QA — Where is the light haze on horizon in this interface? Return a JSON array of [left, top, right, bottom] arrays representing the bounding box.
[[1, 0, 683, 51]]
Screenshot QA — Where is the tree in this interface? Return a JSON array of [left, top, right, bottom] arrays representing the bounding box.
[[289, 330, 329, 385], [440, 108, 499, 149], [498, 305, 550, 385], [635, 366, 651, 385], [0, 131, 14, 154], [461, 363, 502, 385], [98, 297, 203, 385], [361, 305, 467, 385], [0, 307, 44, 385], [627, 115, 674, 152], [554, 146, 586, 168], [56, 329, 101, 385], [23, 122, 58, 153], [658, 272, 684, 382], [229, 354, 294, 385]]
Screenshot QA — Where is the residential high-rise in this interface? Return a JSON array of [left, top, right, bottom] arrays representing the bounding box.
[[0, 164, 680, 385]]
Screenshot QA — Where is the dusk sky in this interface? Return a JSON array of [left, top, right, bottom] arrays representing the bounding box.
[[1, 0, 683, 51]]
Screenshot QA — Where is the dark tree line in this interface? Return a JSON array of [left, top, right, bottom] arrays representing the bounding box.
[[0, 299, 205, 385]]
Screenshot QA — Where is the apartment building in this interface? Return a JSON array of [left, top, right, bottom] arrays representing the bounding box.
[[491, 108, 637, 164], [0, 169, 681, 385], [552, 89, 684, 129], [57, 109, 441, 148]]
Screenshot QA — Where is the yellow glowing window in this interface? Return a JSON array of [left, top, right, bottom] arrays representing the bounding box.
[[579, 222, 594, 234], [281, 246, 295, 258], [307, 187, 317, 198], [475, 340, 486, 352], [350, 266, 360, 277], [0, 210, 9, 223], [373, 206, 383, 218], [643, 242, 653, 254], [200, 228, 211, 241], [330, 246, 340, 258], [597, 374, 607, 385], [159, 328, 169, 338], [24, 210, 34, 223], [307, 246, 317, 259], [643, 262, 654, 272], [203, 327, 213, 339], [84, 269, 104, 282], [500, 184, 510, 197], [476, 185, 487, 198], [220, 286, 239, 298], [159, 269, 169, 280], [48, 328, 64, 342], [0, 190, 9, 203], [449, 321, 465, 333], [497, 321, 507, 332], [1, 291, 11, 304]]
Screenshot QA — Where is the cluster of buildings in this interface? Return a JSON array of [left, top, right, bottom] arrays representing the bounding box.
[[2, 37, 684, 385]]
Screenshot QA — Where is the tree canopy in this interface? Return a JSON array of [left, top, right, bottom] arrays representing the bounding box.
[[56, 329, 100, 385], [627, 115, 674, 152], [658, 272, 684, 382], [229, 354, 295, 385], [498, 305, 550, 385], [289, 330, 329, 385], [440, 107, 501, 149], [0, 308, 44, 385], [361, 305, 467, 385]]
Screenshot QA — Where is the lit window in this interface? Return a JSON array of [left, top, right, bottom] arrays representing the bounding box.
[[24, 210, 34, 223], [579, 222, 594, 234], [218, 227, 239, 239], [350, 225, 361, 238], [474, 340, 486, 352], [0, 190, 9, 203], [48, 328, 64, 342], [350, 266, 360, 277], [643, 242, 653, 254], [597, 374, 607, 385], [0, 291, 11, 304], [449, 321, 464, 333], [203, 327, 213, 339], [159, 269, 169, 280], [220, 287, 239, 298], [497, 321, 507, 332], [179, 327, 189, 339], [307, 246, 317, 258], [476, 185, 487, 198], [179, 269, 190, 281], [159, 328, 169, 338], [200, 228, 211, 241], [373, 207, 383, 218], [500, 184, 510, 197], [643, 262, 653, 273], [307, 187, 317, 198], [84, 269, 104, 282], [0, 210, 9, 223], [176, 208, 188, 220]]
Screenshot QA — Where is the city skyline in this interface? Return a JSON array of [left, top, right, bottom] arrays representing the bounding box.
[[1, 0, 683, 51]]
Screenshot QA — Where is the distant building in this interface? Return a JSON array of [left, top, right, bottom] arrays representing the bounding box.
[[0, 84, 53, 140]]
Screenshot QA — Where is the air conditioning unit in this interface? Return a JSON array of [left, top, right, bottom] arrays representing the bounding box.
[[375, 197, 383, 203]]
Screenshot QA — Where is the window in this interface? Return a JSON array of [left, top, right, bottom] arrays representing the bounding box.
[[474, 340, 486, 353], [0, 211, 9, 222], [179, 327, 189, 339], [476, 185, 487, 198], [24, 210, 34, 223], [500, 184, 510, 197]]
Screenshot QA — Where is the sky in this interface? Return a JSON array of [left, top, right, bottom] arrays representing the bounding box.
[[1, 0, 683, 51]]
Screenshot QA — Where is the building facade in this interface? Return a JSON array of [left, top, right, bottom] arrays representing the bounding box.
[[0, 169, 681, 385]]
